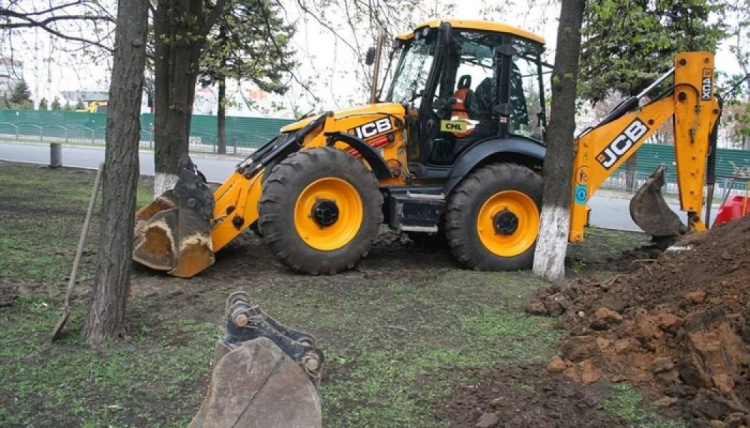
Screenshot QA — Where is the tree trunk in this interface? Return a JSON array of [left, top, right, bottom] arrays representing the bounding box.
[[83, 0, 148, 344], [532, 0, 587, 282], [217, 75, 227, 154], [153, 0, 205, 196]]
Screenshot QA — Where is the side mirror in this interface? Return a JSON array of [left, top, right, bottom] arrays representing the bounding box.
[[438, 22, 453, 46], [365, 46, 376, 66]]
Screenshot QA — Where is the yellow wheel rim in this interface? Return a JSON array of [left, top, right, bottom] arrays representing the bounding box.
[[294, 177, 363, 251], [476, 190, 540, 257]]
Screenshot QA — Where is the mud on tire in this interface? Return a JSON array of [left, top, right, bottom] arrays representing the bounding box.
[[446, 163, 542, 271], [258, 147, 383, 274]]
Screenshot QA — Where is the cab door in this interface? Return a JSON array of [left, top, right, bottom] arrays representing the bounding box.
[[415, 30, 506, 170]]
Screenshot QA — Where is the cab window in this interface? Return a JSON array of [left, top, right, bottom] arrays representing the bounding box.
[[385, 30, 438, 109], [509, 39, 545, 141]]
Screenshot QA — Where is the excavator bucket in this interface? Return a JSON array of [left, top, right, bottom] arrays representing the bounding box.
[[190, 292, 324, 428], [629, 165, 686, 238], [133, 156, 215, 278]]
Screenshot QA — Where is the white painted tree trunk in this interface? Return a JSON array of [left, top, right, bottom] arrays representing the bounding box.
[[531, 0, 585, 283], [533, 205, 570, 282], [154, 172, 178, 197]]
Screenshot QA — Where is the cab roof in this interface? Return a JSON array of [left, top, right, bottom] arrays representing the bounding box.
[[395, 19, 545, 45]]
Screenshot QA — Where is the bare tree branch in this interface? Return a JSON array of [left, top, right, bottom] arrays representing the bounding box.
[[0, 12, 116, 28], [0, 1, 115, 51]]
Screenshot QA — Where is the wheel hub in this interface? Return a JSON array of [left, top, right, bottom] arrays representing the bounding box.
[[493, 209, 519, 235], [312, 199, 339, 227]]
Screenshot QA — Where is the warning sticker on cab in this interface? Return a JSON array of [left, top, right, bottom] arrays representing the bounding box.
[[440, 120, 468, 133]]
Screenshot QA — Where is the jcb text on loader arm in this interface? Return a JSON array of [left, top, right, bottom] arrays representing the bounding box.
[[133, 19, 721, 278]]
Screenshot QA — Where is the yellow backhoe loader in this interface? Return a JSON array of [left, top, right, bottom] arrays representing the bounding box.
[[133, 19, 722, 278]]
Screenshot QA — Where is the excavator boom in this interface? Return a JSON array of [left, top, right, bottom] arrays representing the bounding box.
[[569, 52, 721, 243]]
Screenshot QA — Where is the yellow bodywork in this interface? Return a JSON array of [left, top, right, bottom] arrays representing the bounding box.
[[569, 52, 720, 241], [294, 178, 364, 251], [396, 19, 546, 44], [210, 103, 411, 254], [477, 190, 540, 257]]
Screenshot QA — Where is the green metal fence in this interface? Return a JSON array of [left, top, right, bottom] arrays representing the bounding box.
[[605, 144, 750, 197], [618, 144, 750, 181], [0, 110, 295, 153], [1, 109, 748, 196]]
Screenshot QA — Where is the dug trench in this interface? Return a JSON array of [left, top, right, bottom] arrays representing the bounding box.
[[516, 215, 750, 427]]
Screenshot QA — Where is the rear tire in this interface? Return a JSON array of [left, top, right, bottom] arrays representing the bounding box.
[[446, 163, 542, 270], [259, 147, 383, 274]]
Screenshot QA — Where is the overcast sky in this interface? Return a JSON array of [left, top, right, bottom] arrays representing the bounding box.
[[8, 1, 743, 117]]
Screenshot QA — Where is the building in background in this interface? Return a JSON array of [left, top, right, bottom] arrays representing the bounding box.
[[60, 90, 109, 112], [0, 58, 24, 97], [188, 82, 295, 118]]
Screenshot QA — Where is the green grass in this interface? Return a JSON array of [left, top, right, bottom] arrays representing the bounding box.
[[0, 162, 681, 427], [0, 163, 153, 284], [0, 294, 219, 427], [567, 224, 651, 272], [303, 272, 562, 427], [603, 384, 688, 428]]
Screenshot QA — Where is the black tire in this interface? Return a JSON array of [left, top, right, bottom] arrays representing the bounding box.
[[446, 163, 542, 271], [258, 147, 383, 274]]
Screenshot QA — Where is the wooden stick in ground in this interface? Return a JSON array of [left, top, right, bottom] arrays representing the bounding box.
[[50, 163, 104, 340]]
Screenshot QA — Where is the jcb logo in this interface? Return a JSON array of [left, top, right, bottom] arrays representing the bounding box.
[[701, 69, 712, 101], [348, 118, 392, 139], [596, 119, 650, 170]]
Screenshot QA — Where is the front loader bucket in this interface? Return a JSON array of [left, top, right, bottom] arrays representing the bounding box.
[[133, 157, 216, 278], [629, 165, 686, 238]]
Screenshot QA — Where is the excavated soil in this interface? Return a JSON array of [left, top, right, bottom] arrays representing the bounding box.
[[436, 365, 630, 428], [528, 216, 750, 427]]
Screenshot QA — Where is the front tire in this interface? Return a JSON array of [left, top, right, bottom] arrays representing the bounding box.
[[446, 163, 542, 270], [258, 147, 383, 274]]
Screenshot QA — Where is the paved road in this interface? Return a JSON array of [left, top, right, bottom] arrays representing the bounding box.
[[0, 141, 241, 182], [1, 141, 704, 232]]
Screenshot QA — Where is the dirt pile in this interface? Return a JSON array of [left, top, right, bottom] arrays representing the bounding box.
[[529, 216, 750, 426]]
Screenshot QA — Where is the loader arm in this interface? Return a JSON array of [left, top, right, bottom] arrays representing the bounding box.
[[210, 112, 333, 252], [569, 52, 721, 242], [210, 172, 264, 252], [133, 113, 331, 278]]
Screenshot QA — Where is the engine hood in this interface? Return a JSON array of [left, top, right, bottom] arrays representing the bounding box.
[[280, 103, 406, 133]]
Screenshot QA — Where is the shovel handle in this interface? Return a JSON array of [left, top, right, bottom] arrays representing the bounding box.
[[62, 163, 104, 305]]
